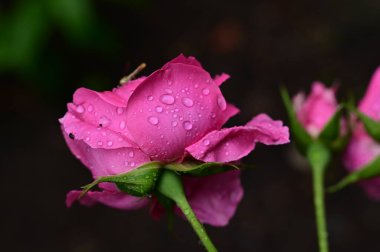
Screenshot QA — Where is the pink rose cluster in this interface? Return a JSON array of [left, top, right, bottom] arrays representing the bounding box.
[[292, 68, 380, 200], [60, 55, 290, 226]]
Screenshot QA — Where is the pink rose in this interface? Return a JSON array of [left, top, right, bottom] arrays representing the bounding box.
[[293, 82, 338, 137], [344, 67, 380, 200], [60, 54, 290, 226]]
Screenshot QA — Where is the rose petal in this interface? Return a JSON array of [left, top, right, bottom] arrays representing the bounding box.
[[60, 112, 135, 149], [125, 59, 232, 161], [162, 54, 202, 68], [114, 77, 147, 101], [66, 190, 149, 210], [294, 82, 338, 137], [59, 88, 137, 143], [62, 131, 151, 178], [183, 170, 243, 226], [213, 73, 230, 86], [359, 67, 380, 120], [344, 129, 380, 200], [186, 113, 290, 162]]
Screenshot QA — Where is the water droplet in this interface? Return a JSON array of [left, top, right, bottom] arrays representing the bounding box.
[[99, 116, 111, 127], [160, 94, 175, 105], [130, 162, 136, 167], [203, 139, 210, 146], [225, 151, 229, 156], [217, 95, 227, 110], [120, 121, 126, 130], [168, 80, 173, 85], [173, 114, 178, 118], [107, 141, 113, 146], [76, 105, 84, 113], [211, 112, 216, 118], [148, 116, 159, 125], [87, 104, 94, 112], [202, 88, 210, 95], [194, 84, 199, 88], [97, 141, 103, 146], [147, 95, 154, 101], [198, 114, 202, 118], [172, 121, 178, 127], [183, 121, 193, 130], [116, 107, 124, 115], [182, 97, 194, 107], [85, 137, 90, 142], [160, 134, 164, 139], [164, 88, 173, 94], [155, 106, 163, 113], [129, 151, 134, 157]]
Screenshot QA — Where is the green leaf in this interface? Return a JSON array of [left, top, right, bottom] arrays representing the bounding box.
[[80, 161, 162, 197], [356, 110, 380, 143], [328, 156, 380, 193], [319, 106, 343, 143], [165, 162, 238, 176], [280, 87, 313, 155]]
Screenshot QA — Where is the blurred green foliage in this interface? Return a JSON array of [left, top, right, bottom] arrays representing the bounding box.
[[0, 0, 149, 98]]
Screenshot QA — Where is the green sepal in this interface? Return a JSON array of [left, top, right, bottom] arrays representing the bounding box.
[[356, 110, 380, 143], [319, 106, 343, 143], [165, 162, 238, 176], [80, 161, 162, 197], [280, 87, 313, 155], [328, 156, 380, 193]]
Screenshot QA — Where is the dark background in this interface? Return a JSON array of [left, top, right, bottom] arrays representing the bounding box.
[[1, 0, 380, 251]]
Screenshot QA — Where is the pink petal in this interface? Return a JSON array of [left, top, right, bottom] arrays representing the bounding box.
[[62, 131, 151, 178], [60, 87, 136, 144], [114, 77, 147, 101], [359, 67, 380, 120], [60, 112, 135, 150], [344, 129, 380, 200], [294, 82, 338, 137], [162, 53, 202, 68], [213, 73, 230, 86], [183, 170, 243, 226], [125, 58, 233, 161], [186, 113, 290, 162], [66, 190, 149, 210]]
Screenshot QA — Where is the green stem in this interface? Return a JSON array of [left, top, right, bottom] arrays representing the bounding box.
[[157, 170, 217, 252], [307, 142, 330, 252]]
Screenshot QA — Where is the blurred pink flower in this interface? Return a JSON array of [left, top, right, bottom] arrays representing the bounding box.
[[344, 67, 380, 200], [60, 54, 290, 226], [293, 82, 338, 137]]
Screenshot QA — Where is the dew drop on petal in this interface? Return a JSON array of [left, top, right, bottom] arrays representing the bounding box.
[[217, 95, 227, 110], [202, 88, 210, 96], [130, 162, 136, 167], [107, 141, 113, 146], [87, 104, 94, 112], [76, 105, 85, 113], [164, 88, 173, 94], [211, 112, 216, 118], [155, 106, 163, 113], [129, 151, 134, 157], [183, 121, 193, 130], [203, 139, 210, 146], [194, 84, 199, 88], [160, 94, 175, 105], [171, 121, 178, 127], [182, 97, 194, 107], [148, 116, 159, 125], [99, 116, 111, 127], [120, 121, 126, 130], [116, 107, 124, 115], [147, 95, 154, 101], [97, 141, 103, 146]]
